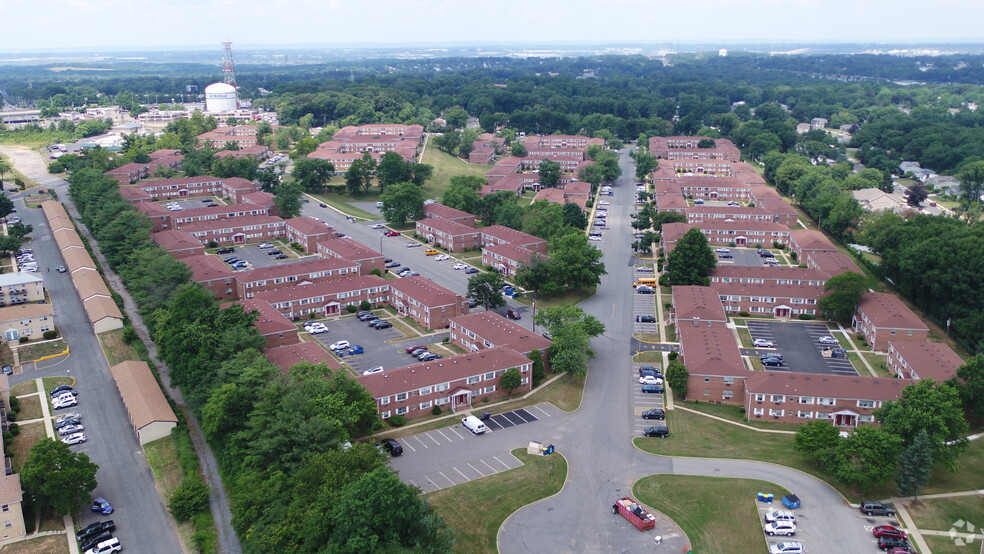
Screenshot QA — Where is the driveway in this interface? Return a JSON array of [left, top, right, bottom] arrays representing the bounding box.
[[747, 320, 858, 376]]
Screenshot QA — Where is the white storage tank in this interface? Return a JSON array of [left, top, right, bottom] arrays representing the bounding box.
[[204, 82, 238, 112]]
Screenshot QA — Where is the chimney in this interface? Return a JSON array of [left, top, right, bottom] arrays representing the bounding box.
[[692, 317, 700, 327]]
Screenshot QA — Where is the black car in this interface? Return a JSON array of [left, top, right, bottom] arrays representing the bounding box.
[[418, 353, 442, 361], [50, 385, 77, 397], [275, 254, 288, 260], [216, 247, 235, 255], [877, 537, 910, 551], [76, 520, 115, 542], [464, 267, 480, 274], [379, 438, 403, 456], [636, 315, 657, 323], [639, 368, 662, 379], [641, 408, 666, 420], [859, 501, 895, 517], [80, 530, 114, 552], [638, 365, 660, 375], [643, 425, 670, 438], [368, 319, 388, 328], [266, 249, 282, 255], [55, 416, 82, 429], [761, 357, 784, 367], [373, 321, 393, 329], [358, 313, 379, 322], [223, 256, 240, 263], [356, 310, 373, 317], [319, 203, 328, 208], [385, 261, 401, 268]]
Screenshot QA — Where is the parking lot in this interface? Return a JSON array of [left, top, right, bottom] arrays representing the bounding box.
[[213, 241, 305, 271], [632, 266, 658, 334], [746, 321, 858, 376], [308, 313, 437, 373], [716, 247, 780, 267], [631, 364, 665, 436], [758, 499, 814, 554], [388, 403, 563, 493]]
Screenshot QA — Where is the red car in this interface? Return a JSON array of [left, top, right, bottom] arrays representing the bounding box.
[[406, 345, 428, 354], [385, 231, 401, 237], [873, 525, 907, 539], [506, 309, 521, 320]]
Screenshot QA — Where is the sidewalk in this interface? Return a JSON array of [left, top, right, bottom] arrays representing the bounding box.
[[674, 405, 795, 435]]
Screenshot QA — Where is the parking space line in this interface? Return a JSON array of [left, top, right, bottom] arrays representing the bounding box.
[[408, 479, 419, 488], [531, 405, 551, 417], [493, 455, 512, 470], [402, 440, 417, 452], [437, 471, 456, 487], [448, 426, 465, 439], [467, 462, 486, 477], [437, 429, 454, 442], [412, 435, 428, 449], [481, 459, 499, 474], [453, 467, 470, 481], [424, 432, 441, 446]]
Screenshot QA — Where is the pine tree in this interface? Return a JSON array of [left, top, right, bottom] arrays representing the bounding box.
[[897, 428, 933, 499]]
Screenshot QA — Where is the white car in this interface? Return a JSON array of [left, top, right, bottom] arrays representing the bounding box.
[[52, 396, 78, 410], [362, 366, 384, 376], [406, 242, 422, 248], [589, 236, 602, 241], [453, 263, 467, 270], [639, 375, 663, 386], [57, 424, 84, 435], [61, 432, 86, 446], [598, 200, 611, 205], [370, 223, 385, 229], [769, 542, 804, 554], [434, 254, 450, 261], [305, 324, 328, 335], [257, 242, 273, 249], [329, 340, 350, 351], [753, 339, 775, 348], [817, 336, 839, 345], [714, 248, 731, 253], [764, 521, 797, 536]]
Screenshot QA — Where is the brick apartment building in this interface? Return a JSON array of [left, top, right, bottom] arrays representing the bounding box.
[[151, 229, 207, 258], [788, 230, 837, 260], [359, 346, 533, 419], [179, 215, 287, 246], [449, 311, 551, 357], [649, 136, 742, 161], [670, 285, 730, 329], [423, 203, 477, 227], [415, 217, 482, 252], [264, 341, 343, 373], [316, 237, 384, 274], [852, 292, 929, 351], [686, 206, 796, 227], [713, 281, 824, 318], [479, 225, 548, 254], [231, 298, 299, 349], [252, 275, 390, 319], [481, 242, 541, 278], [284, 217, 335, 253], [237, 258, 361, 299], [886, 341, 964, 381], [387, 275, 468, 330], [678, 324, 749, 405], [660, 221, 791, 252]]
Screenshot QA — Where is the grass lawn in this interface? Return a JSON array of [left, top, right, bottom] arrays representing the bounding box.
[[309, 192, 378, 220], [860, 352, 891, 378], [10, 422, 47, 471], [98, 328, 136, 367], [19, 340, 68, 362], [735, 325, 753, 347], [680, 401, 799, 432], [922, 535, 981, 554], [420, 137, 492, 200], [427, 449, 567, 554], [0, 535, 68, 554], [513, 288, 596, 309], [633, 333, 661, 342], [907, 495, 984, 532], [633, 407, 984, 503], [144, 435, 199, 550], [632, 351, 663, 364], [15, 394, 43, 421], [634, 475, 787, 554], [665, 324, 676, 342], [41, 376, 74, 393], [10, 380, 37, 396]]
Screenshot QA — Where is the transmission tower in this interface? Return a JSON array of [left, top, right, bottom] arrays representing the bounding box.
[[222, 41, 237, 87]]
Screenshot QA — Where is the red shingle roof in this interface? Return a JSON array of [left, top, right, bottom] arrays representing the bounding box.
[[745, 371, 914, 402], [889, 341, 964, 382], [857, 292, 928, 331], [672, 286, 728, 323], [388, 275, 463, 308], [678, 325, 747, 377], [359, 346, 529, 398], [450, 311, 551, 354], [264, 341, 343, 372]]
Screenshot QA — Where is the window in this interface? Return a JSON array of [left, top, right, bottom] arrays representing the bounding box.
[[753, 408, 764, 416], [704, 377, 710, 383], [799, 396, 814, 404], [379, 397, 390, 406], [723, 377, 734, 385], [396, 407, 409, 416], [818, 398, 836, 406], [4, 520, 10, 528], [484, 385, 496, 394], [771, 394, 785, 403], [703, 389, 710, 396], [797, 411, 813, 419], [722, 390, 733, 400], [419, 401, 432, 410], [769, 409, 784, 417], [484, 372, 496, 380], [859, 415, 875, 423], [395, 392, 408, 402], [467, 376, 481, 385], [381, 410, 391, 419], [815, 412, 832, 420], [435, 397, 448, 406], [857, 400, 875, 408], [0, 506, 6, 513], [521, 377, 529, 385], [419, 386, 432, 395], [754, 394, 765, 402], [435, 382, 449, 392]]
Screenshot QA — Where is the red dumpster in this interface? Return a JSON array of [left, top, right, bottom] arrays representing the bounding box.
[[612, 497, 656, 531]]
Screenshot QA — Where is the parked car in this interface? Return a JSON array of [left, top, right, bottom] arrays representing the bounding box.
[[55, 412, 81, 425], [714, 248, 731, 253], [370, 223, 385, 229], [506, 309, 521, 320], [216, 247, 235, 254], [415, 349, 436, 359], [818, 336, 839, 345], [641, 408, 665, 420], [91, 497, 114, 515], [50, 384, 76, 396], [639, 368, 661, 379], [406, 345, 428, 354], [385, 261, 402, 268], [306, 325, 328, 335], [753, 339, 775, 348], [860, 501, 895, 517], [76, 520, 116, 542], [56, 416, 82, 429], [362, 366, 384, 375], [464, 267, 480, 274], [358, 313, 379, 322], [764, 509, 796, 523], [397, 269, 412, 277], [80, 532, 115, 553], [1, 365, 10, 375], [266, 249, 282, 255], [329, 340, 350, 351], [319, 203, 328, 208], [769, 541, 804, 554], [761, 357, 784, 367], [257, 242, 273, 249], [467, 298, 478, 308], [636, 285, 655, 294], [873, 525, 907, 539], [453, 263, 467, 270], [589, 235, 602, 241], [434, 254, 450, 261], [636, 315, 656, 323], [52, 396, 78, 410], [641, 384, 664, 394], [378, 438, 403, 456], [418, 352, 442, 361], [877, 537, 911, 551], [372, 321, 393, 329], [764, 521, 797, 536], [62, 432, 86, 445], [223, 256, 240, 263], [718, 253, 733, 259], [639, 375, 663, 386], [425, 249, 440, 256], [643, 425, 669, 438], [385, 231, 401, 237], [57, 424, 84, 435], [274, 254, 288, 260]]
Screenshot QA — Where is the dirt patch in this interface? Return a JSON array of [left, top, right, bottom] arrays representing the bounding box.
[[10, 422, 48, 472], [0, 534, 69, 553], [14, 395, 43, 421]]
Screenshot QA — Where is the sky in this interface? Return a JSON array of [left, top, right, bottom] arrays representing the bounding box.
[[4, 0, 984, 50]]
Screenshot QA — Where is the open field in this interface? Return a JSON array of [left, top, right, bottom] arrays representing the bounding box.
[[907, 495, 984, 535], [420, 137, 492, 200], [634, 475, 788, 554], [427, 449, 567, 554], [0, 534, 68, 554]]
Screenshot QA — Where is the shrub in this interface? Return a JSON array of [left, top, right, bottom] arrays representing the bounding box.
[[370, 268, 382, 276], [346, 305, 357, 313], [798, 314, 815, 320], [658, 274, 671, 286], [7, 423, 19, 437], [9, 397, 19, 412], [668, 351, 678, 361], [739, 311, 750, 317], [121, 326, 138, 343], [728, 241, 736, 247], [47, 162, 64, 174], [387, 415, 406, 427], [442, 336, 449, 343], [207, 241, 218, 248], [42, 330, 57, 340], [773, 242, 786, 250], [168, 477, 210, 521], [431, 405, 442, 416], [18, 336, 28, 343], [790, 252, 798, 261], [360, 300, 372, 311]]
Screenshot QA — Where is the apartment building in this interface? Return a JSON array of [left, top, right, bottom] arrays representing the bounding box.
[[852, 292, 929, 351], [886, 341, 964, 382], [415, 217, 482, 252], [481, 243, 541, 278], [387, 275, 468, 330], [316, 237, 384, 274], [251, 275, 389, 318]]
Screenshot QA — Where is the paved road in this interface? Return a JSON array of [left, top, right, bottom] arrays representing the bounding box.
[[496, 149, 877, 553]]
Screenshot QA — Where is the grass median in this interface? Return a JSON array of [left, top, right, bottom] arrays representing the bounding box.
[[427, 449, 567, 554], [634, 474, 788, 554]]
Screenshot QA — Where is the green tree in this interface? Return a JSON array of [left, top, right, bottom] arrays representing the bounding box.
[[291, 136, 319, 160], [6, 222, 31, 239], [793, 420, 841, 455], [522, 200, 566, 240], [562, 202, 587, 230], [345, 154, 376, 194], [549, 232, 607, 289], [478, 191, 518, 224], [379, 182, 424, 226], [0, 195, 15, 220], [273, 182, 305, 219], [510, 142, 527, 157], [515, 256, 561, 297], [409, 163, 433, 186], [494, 201, 525, 230], [0, 235, 21, 254], [821, 425, 903, 490], [957, 161, 984, 204], [292, 158, 335, 193], [666, 227, 716, 286], [818, 271, 870, 323], [442, 181, 482, 214], [953, 354, 984, 422], [0, 159, 14, 185], [897, 429, 933, 499], [634, 152, 658, 179], [500, 367, 522, 395], [534, 305, 605, 377], [528, 349, 546, 385], [168, 477, 210, 521], [466, 271, 506, 311], [578, 163, 606, 187], [443, 106, 469, 129], [434, 131, 461, 154], [537, 159, 561, 188], [876, 379, 968, 471], [20, 438, 99, 516], [377, 151, 411, 189], [665, 358, 689, 399]]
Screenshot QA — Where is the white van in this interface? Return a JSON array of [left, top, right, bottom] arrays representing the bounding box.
[[376, 201, 385, 208], [462, 415, 489, 435]]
